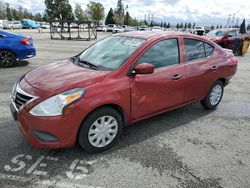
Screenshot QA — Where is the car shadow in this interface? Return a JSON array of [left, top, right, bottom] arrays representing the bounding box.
[[0, 60, 29, 68], [15, 60, 29, 67], [44, 102, 214, 157]]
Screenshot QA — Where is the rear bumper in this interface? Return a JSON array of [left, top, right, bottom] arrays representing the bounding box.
[[17, 47, 36, 60]]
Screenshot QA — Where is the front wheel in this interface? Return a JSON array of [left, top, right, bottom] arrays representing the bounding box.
[[201, 80, 224, 110], [0, 50, 17, 67], [78, 107, 123, 153]]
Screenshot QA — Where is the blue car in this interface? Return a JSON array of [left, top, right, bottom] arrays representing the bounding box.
[[0, 30, 36, 67], [21, 19, 39, 29]]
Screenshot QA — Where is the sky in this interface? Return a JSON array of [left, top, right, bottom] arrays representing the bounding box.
[[4, 0, 250, 25]]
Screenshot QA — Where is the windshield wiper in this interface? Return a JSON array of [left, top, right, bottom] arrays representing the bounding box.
[[73, 56, 99, 70], [78, 59, 99, 70]]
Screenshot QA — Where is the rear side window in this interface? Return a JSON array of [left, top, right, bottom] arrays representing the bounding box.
[[204, 43, 214, 57], [137, 38, 179, 68], [184, 39, 205, 61]]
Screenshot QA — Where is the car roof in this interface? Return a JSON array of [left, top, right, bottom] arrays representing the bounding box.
[[117, 31, 203, 40]]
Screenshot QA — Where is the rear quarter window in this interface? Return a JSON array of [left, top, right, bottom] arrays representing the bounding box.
[[204, 43, 214, 57]]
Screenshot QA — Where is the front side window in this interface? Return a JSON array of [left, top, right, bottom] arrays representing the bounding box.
[[184, 38, 205, 61], [136, 39, 179, 69]]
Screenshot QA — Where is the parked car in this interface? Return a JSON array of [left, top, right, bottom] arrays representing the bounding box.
[[107, 24, 116, 32], [96, 25, 107, 32], [193, 26, 205, 35], [40, 22, 50, 29], [3, 21, 22, 29], [151, 26, 162, 31], [21, 19, 39, 29], [112, 26, 124, 33], [10, 31, 237, 153], [0, 30, 36, 67], [206, 28, 249, 55]]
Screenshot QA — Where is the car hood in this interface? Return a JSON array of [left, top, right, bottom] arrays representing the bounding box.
[[25, 60, 109, 93]]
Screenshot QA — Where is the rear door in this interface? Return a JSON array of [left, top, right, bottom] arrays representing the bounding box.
[[130, 38, 186, 120], [183, 38, 217, 103]]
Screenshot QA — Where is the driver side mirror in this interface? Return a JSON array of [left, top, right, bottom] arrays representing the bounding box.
[[133, 63, 154, 75]]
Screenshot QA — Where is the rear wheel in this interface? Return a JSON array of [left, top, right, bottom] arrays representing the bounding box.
[[0, 50, 16, 67], [201, 80, 224, 110], [78, 107, 123, 153]]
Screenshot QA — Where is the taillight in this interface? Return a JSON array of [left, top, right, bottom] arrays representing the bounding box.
[[230, 57, 238, 64], [20, 37, 33, 46]]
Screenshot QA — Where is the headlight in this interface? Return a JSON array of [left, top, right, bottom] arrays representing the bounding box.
[[29, 88, 85, 116]]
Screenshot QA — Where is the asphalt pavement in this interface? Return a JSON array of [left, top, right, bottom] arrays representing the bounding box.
[[0, 29, 250, 188]]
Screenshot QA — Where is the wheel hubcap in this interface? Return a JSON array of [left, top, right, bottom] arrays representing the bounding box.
[[0, 51, 15, 67], [88, 116, 118, 148], [210, 84, 222, 105]]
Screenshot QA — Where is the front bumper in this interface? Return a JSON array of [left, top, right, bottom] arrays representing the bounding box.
[[10, 101, 82, 149]]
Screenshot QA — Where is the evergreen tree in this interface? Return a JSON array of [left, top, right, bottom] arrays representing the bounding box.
[[192, 22, 195, 29], [6, 3, 13, 20], [211, 25, 214, 30], [124, 11, 132, 25], [188, 22, 192, 29], [180, 23, 183, 28], [167, 22, 170, 28], [115, 0, 124, 25], [105, 8, 115, 25], [176, 23, 179, 29], [184, 22, 187, 29]]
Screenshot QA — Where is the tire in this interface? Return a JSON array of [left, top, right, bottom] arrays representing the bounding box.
[[200, 80, 224, 110], [78, 107, 123, 153], [0, 50, 17, 67]]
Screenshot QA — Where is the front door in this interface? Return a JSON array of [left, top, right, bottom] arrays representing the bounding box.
[[130, 38, 186, 120]]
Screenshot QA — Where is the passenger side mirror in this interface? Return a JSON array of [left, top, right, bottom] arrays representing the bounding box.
[[133, 63, 154, 75]]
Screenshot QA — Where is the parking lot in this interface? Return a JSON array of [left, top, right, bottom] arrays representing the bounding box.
[[0, 29, 250, 188]]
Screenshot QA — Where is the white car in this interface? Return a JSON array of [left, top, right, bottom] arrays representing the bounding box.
[[3, 21, 22, 29], [112, 26, 124, 33], [107, 24, 116, 32], [40, 22, 50, 29], [151, 26, 162, 31], [96, 25, 107, 32]]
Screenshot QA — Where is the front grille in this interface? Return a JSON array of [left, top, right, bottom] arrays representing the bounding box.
[[14, 92, 33, 110]]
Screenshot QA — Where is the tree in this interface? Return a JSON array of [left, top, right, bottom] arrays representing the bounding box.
[[44, 0, 74, 21], [247, 24, 250, 31], [176, 23, 179, 29], [124, 11, 132, 25], [211, 25, 214, 30], [6, 3, 13, 20], [184, 22, 187, 29], [105, 8, 115, 25], [188, 22, 192, 29], [0, 1, 6, 19], [180, 23, 183, 28], [192, 22, 195, 29], [74, 3, 84, 22], [167, 22, 170, 28], [115, 0, 124, 25], [86, 1, 105, 23], [34, 12, 42, 21]]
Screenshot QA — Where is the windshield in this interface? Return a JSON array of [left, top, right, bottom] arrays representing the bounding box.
[[77, 36, 145, 70], [206, 30, 225, 37]]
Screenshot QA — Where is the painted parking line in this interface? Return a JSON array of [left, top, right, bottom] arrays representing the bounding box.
[[0, 173, 103, 188]]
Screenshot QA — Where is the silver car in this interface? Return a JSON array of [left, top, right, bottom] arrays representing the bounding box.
[[3, 21, 22, 29]]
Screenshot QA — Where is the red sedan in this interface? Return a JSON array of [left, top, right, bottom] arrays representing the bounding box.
[[10, 31, 238, 153]]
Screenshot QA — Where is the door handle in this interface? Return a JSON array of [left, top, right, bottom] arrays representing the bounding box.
[[171, 74, 182, 80], [211, 66, 218, 70]]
